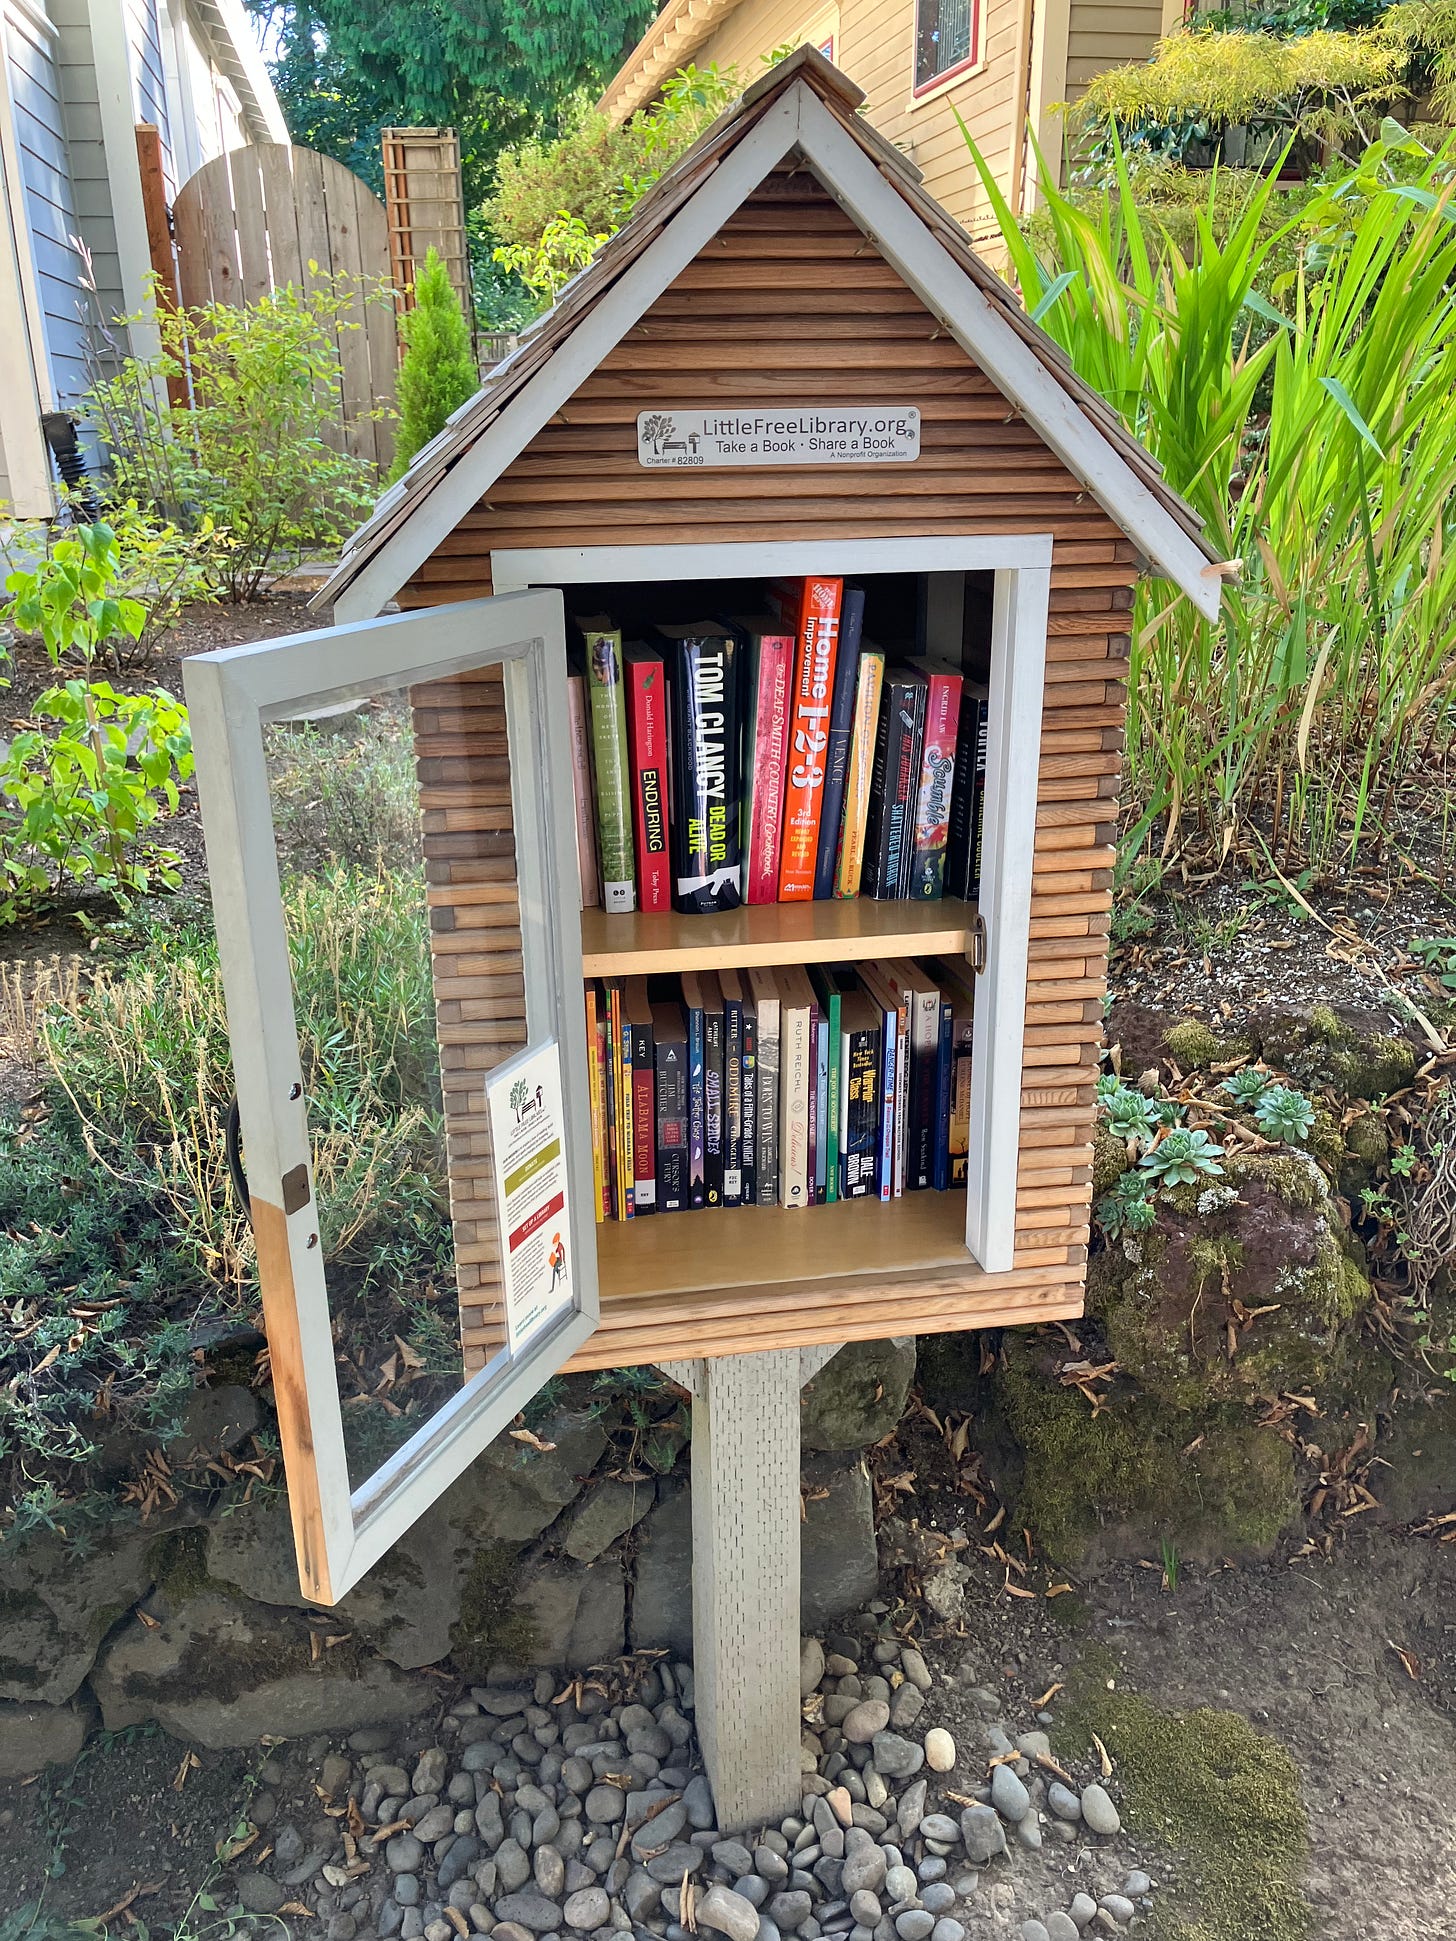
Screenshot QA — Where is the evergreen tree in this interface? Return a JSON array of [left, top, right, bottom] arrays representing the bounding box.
[[388, 248, 480, 483]]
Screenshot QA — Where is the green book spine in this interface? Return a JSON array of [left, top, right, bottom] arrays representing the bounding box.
[[809, 967, 841, 1204], [583, 625, 636, 912]]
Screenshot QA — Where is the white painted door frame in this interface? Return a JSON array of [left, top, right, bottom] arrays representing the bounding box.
[[491, 532, 1052, 1274], [184, 590, 598, 1603]]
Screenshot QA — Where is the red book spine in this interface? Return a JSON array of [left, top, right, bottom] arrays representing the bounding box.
[[777, 577, 843, 901], [746, 634, 795, 905], [911, 670, 963, 900], [626, 653, 671, 913]]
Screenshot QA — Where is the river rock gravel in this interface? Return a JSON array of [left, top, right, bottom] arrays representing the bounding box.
[[247, 1614, 1173, 1940]]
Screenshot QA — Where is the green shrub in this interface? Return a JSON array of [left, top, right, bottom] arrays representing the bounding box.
[[388, 247, 480, 483], [486, 64, 739, 303], [266, 704, 420, 873], [86, 279, 384, 601], [44, 866, 448, 1290]]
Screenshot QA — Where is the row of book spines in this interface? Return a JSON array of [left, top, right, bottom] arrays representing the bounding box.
[[584, 958, 976, 1223], [568, 639, 991, 915]]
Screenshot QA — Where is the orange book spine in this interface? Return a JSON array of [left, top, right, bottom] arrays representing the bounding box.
[[776, 576, 843, 901]]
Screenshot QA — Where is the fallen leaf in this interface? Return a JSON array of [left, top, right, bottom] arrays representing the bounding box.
[[1033, 1681, 1064, 1708], [1091, 1731, 1114, 1778], [1045, 1583, 1074, 1598], [1389, 1641, 1421, 1681], [1034, 1751, 1074, 1785], [509, 1427, 558, 1452]]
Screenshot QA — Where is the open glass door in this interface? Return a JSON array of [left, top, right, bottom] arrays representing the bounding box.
[[183, 590, 596, 1603]]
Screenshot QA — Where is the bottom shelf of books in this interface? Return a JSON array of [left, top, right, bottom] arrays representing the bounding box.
[[595, 1188, 970, 1302]]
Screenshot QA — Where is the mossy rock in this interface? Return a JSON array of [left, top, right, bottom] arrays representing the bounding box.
[[991, 1331, 1300, 1567], [1093, 1125, 1131, 1197], [449, 1540, 539, 1678], [1162, 1018, 1247, 1074], [1106, 1002, 1252, 1081], [1255, 1002, 1416, 1100], [1338, 1109, 1390, 1199], [1092, 1152, 1371, 1410], [1057, 1668, 1311, 1941]]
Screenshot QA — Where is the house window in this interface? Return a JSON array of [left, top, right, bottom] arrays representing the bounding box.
[[914, 0, 977, 90]]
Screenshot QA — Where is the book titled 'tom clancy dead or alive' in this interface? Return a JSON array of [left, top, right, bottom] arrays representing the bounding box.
[[652, 622, 742, 915]]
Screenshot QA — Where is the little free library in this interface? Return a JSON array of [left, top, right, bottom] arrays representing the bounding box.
[[186, 46, 1223, 1611]]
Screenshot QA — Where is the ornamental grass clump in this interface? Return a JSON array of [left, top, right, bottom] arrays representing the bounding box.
[[965, 120, 1456, 868]]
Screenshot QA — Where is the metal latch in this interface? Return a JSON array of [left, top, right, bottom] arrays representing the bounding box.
[[971, 911, 988, 974]]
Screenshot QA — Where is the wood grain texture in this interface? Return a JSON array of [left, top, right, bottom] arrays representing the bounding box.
[[406, 171, 1129, 1368]]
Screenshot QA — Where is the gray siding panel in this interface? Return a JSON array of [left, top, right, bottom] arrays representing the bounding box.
[[5, 5, 89, 407], [50, 0, 124, 333]]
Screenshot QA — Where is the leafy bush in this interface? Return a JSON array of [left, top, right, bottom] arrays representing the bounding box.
[[0, 504, 216, 669], [0, 523, 194, 918], [44, 866, 448, 1289], [86, 279, 383, 601], [267, 705, 420, 874], [969, 121, 1456, 867], [389, 247, 480, 484], [0, 1112, 216, 1546], [485, 64, 739, 303]]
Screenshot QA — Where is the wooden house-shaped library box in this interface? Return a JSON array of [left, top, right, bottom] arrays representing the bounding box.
[[318, 48, 1222, 1382]]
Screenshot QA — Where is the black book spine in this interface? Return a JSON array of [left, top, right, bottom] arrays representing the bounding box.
[[865, 682, 918, 900], [667, 635, 741, 914], [684, 999, 706, 1208], [704, 1001, 725, 1207], [654, 1027, 688, 1213], [968, 699, 991, 899], [843, 1023, 879, 1198], [740, 1003, 757, 1206], [947, 690, 993, 900], [812, 586, 866, 900], [723, 989, 743, 1207]]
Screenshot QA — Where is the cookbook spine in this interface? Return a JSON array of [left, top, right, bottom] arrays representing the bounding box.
[[812, 586, 865, 900], [777, 578, 843, 901]]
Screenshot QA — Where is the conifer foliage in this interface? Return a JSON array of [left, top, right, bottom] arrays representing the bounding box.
[[388, 248, 480, 484]]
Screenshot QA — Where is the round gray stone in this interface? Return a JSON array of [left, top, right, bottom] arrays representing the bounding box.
[[894, 1914, 934, 1941], [494, 1893, 564, 1933], [767, 1890, 812, 1930], [920, 1886, 954, 1915], [1123, 1871, 1152, 1898], [929, 1924, 964, 1941], [694, 1884, 760, 1941], [536, 1847, 567, 1899], [1069, 1895, 1098, 1930], [1099, 1897, 1135, 1927], [585, 1786, 625, 1825], [564, 1889, 612, 1931], [870, 1734, 923, 1780], [850, 1892, 882, 1925], [917, 1815, 958, 1846], [395, 1876, 421, 1907], [883, 1865, 916, 1903], [839, 1843, 886, 1897], [497, 1841, 532, 1892], [1046, 1784, 1081, 1824], [234, 1875, 286, 1916], [842, 1702, 891, 1746], [1020, 1925, 1049, 1941], [387, 1835, 425, 1874], [1079, 1786, 1120, 1837], [958, 1807, 1005, 1866], [989, 1766, 1030, 1824], [735, 1876, 771, 1908], [1045, 1916, 1079, 1941]]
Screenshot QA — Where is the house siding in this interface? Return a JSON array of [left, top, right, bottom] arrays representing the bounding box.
[[49, 0, 123, 333], [4, 0, 89, 409], [126, 0, 172, 189], [1064, 0, 1161, 97]]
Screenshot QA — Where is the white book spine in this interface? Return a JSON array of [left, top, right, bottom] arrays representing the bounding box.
[[780, 1002, 810, 1209]]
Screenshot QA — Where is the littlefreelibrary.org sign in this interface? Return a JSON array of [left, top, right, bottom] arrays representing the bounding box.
[[637, 407, 921, 468]]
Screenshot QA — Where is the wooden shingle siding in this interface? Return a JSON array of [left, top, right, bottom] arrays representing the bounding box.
[[1064, 0, 1162, 93], [401, 169, 1126, 1368], [4, 0, 89, 409]]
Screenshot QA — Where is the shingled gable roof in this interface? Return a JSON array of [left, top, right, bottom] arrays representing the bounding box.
[[318, 47, 1226, 623]]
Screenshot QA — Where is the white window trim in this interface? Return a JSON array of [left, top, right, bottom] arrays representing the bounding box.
[[490, 532, 1052, 1276], [183, 591, 597, 1603]]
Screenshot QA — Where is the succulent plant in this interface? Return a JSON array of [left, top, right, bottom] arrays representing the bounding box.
[[1221, 1067, 1270, 1106], [1138, 1126, 1226, 1186], [1103, 1084, 1158, 1142], [1097, 1172, 1159, 1239], [1254, 1084, 1316, 1144]]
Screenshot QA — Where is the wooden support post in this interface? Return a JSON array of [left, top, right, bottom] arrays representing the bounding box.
[[690, 1348, 802, 1830], [133, 123, 187, 409]]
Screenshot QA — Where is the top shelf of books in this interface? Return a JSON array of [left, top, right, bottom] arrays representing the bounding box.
[[580, 895, 980, 977]]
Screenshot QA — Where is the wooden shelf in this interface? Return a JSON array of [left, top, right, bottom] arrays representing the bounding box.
[[595, 1189, 971, 1304], [580, 896, 978, 977]]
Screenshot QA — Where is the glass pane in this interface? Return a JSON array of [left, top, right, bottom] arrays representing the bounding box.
[[917, 0, 972, 84], [262, 665, 525, 1488]]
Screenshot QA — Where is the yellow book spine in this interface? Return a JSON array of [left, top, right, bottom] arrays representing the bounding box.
[[835, 651, 886, 898]]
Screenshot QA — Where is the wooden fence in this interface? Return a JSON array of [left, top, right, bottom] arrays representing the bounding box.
[[171, 144, 396, 471]]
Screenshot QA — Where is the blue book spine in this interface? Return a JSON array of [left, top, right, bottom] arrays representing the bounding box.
[[932, 997, 953, 1192], [877, 1004, 896, 1203]]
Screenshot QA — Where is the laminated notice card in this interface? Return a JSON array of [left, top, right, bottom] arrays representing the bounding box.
[[486, 1041, 575, 1352]]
